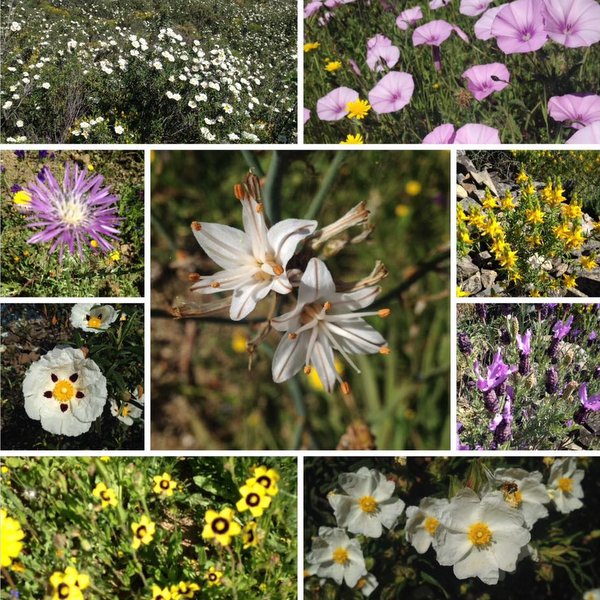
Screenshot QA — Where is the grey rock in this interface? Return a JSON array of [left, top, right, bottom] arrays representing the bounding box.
[[457, 257, 478, 279], [481, 269, 498, 290], [462, 272, 482, 294]]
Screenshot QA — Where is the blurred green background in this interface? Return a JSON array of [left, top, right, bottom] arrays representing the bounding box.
[[151, 150, 450, 450]]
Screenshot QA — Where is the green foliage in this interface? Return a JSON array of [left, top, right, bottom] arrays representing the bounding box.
[[0, 456, 297, 599], [151, 150, 450, 450], [304, 457, 600, 600], [1, 0, 296, 143], [457, 303, 600, 450], [0, 303, 144, 450], [304, 2, 600, 143], [0, 150, 144, 297]]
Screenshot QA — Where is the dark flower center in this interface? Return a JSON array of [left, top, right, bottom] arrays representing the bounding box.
[[257, 475, 271, 488], [246, 493, 261, 507], [208, 573, 217, 582], [160, 479, 170, 489], [58, 583, 71, 599], [136, 525, 147, 538], [211, 517, 229, 534]]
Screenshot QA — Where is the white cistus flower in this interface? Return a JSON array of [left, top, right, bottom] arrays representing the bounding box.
[[306, 526, 367, 588], [488, 468, 550, 528], [546, 458, 585, 514], [110, 384, 144, 426], [271, 258, 390, 393], [23, 347, 107, 436], [328, 467, 404, 538], [355, 573, 378, 597], [70, 303, 119, 333], [435, 488, 531, 585], [405, 497, 449, 553], [190, 173, 317, 321]]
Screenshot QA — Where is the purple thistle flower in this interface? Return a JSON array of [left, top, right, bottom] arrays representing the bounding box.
[[474, 349, 518, 392], [546, 367, 559, 394], [22, 163, 122, 261], [516, 329, 532, 356]]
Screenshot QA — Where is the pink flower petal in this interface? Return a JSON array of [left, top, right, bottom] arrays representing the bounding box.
[[474, 6, 504, 40], [566, 121, 600, 143], [304, 108, 311, 125], [368, 72, 415, 114], [422, 123, 456, 143], [491, 0, 548, 53], [460, 0, 494, 16], [316, 87, 359, 121], [542, 0, 600, 48], [396, 6, 423, 29], [454, 123, 502, 143], [412, 19, 454, 45], [462, 62, 510, 100], [548, 94, 600, 129]]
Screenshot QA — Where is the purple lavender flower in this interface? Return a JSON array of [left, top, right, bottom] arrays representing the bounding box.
[[475, 304, 488, 322], [483, 389, 499, 413], [553, 315, 574, 340], [38, 150, 49, 159], [22, 163, 122, 261], [491, 386, 514, 445], [474, 349, 517, 392], [546, 367, 559, 394], [595, 366, 600, 380], [588, 331, 598, 346], [14, 150, 25, 160], [458, 332, 473, 355], [579, 383, 600, 410], [516, 330, 532, 355], [500, 328, 511, 345]]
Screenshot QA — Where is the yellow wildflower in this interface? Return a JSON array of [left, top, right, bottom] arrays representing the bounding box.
[[526, 208, 544, 225], [405, 180, 422, 196], [13, 190, 31, 205], [500, 192, 515, 210], [325, 60, 342, 72], [561, 203, 582, 220], [346, 98, 371, 119], [580, 255, 598, 270], [563, 274, 577, 288], [304, 42, 320, 52], [340, 133, 364, 144], [1, 509, 24, 568], [456, 286, 470, 297], [395, 204, 410, 218], [516, 169, 528, 184]]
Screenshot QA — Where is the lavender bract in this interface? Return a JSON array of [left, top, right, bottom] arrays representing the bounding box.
[[22, 163, 122, 261]]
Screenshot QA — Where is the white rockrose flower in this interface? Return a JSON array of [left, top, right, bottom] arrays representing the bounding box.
[[70, 304, 119, 333], [355, 573, 378, 597], [328, 467, 404, 538], [546, 458, 585, 514], [583, 589, 600, 600], [306, 527, 367, 588], [110, 385, 144, 426], [114, 125, 124, 135], [190, 173, 316, 320], [23, 347, 107, 436], [435, 488, 530, 585], [405, 497, 449, 553], [488, 468, 550, 528], [271, 258, 389, 394], [10, 22, 22, 32]]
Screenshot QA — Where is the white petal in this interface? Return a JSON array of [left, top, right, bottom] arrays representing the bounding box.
[[331, 286, 380, 311], [492, 528, 530, 572], [267, 218, 317, 265], [298, 258, 336, 305], [270, 272, 293, 295], [327, 319, 386, 354], [271, 306, 303, 332], [272, 330, 309, 382], [434, 531, 472, 566], [242, 198, 270, 260], [346, 509, 383, 538], [328, 494, 355, 528], [378, 498, 406, 528], [230, 280, 271, 321], [453, 547, 499, 584], [191, 266, 256, 294], [310, 335, 337, 393], [192, 222, 252, 269]]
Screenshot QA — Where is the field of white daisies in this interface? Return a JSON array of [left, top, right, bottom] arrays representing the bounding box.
[[304, 457, 600, 599], [0, 0, 297, 143]]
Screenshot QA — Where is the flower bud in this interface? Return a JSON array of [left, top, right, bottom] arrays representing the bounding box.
[[545, 367, 559, 394]]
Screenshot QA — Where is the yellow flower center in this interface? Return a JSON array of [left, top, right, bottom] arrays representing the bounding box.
[[121, 405, 130, 417], [332, 547, 349, 565], [358, 495, 378, 513], [468, 522, 493, 547], [87, 316, 102, 328], [503, 490, 523, 508], [558, 477, 573, 493], [53, 380, 75, 402], [423, 516, 440, 535]]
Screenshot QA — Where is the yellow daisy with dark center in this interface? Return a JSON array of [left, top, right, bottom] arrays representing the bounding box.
[[201, 507, 241, 546], [152, 472, 178, 497], [236, 482, 272, 518], [205, 566, 223, 587], [131, 515, 156, 549], [246, 465, 280, 496], [242, 521, 260, 549]]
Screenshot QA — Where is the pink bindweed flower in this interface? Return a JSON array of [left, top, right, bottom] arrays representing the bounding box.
[[396, 6, 423, 30], [271, 258, 389, 394], [548, 94, 600, 129], [566, 121, 600, 143], [366, 36, 400, 71], [542, 0, 600, 48], [491, 0, 548, 53], [474, 6, 504, 39], [325, 0, 356, 6], [430, 0, 452, 8], [460, 0, 494, 16], [316, 87, 359, 120], [422, 123, 501, 143], [413, 20, 468, 70], [422, 123, 456, 143], [368, 72, 415, 114], [304, 1, 323, 18], [190, 175, 317, 321], [462, 63, 510, 101], [304, 108, 311, 125], [349, 58, 362, 75]]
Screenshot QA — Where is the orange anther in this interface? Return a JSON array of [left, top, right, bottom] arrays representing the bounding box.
[[378, 308, 391, 318], [191, 221, 202, 231]]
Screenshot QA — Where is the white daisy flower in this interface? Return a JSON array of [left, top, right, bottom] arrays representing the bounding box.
[[487, 468, 550, 528], [23, 347, 107, 436], [190, 173, 316, 320], [70, 304, 119, 333], [435, 488, 530, 585], [405, 497, 449, 553], [328, 467, 405, 538], [546, 458, 585, 514], [306, 527, 367, 588], [110, 385, 144, 426]]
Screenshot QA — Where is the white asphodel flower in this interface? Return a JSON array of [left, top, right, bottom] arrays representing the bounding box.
[[70, 303, 119, 333], [23, 347, 107, 436], [405, 497, 449, 553], [110, 385, 144, 426], [328, 467, 405, 538], [546, 458, 585, 514], [435, 488, 530, 585], [271, 258, 390, 394], [306, 526, 367, 589], [190, 173, 317, 321], [487, 468, 550, 528]]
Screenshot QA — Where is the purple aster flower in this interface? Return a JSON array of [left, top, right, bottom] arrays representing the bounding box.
[[491, 0, 548, 54], [462, 63, 510, 101], [37, 166, 50, 182], [542, 0, 600, 48], [516, 329, 532, 355], [553, 315, 574, 340], [548, 94, 600, 130], [22, 163, 122, 261], [304, 1, 323, 18], [546, 366, 559, 394], [474, 349, 518, 392]]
